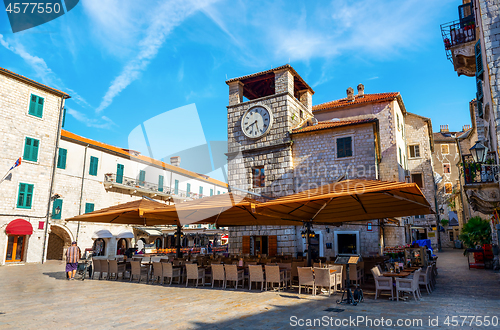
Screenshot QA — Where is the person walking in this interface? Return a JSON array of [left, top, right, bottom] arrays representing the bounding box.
[[66, 241, 81, 280]]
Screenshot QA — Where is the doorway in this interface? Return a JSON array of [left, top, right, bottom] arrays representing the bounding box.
[[46, 225, 72, 260], [5, 235, 26, 262], [334, 231, 360, 255]]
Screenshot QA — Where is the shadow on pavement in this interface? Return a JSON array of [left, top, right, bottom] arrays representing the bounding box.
[[43, 271, 67, 280]]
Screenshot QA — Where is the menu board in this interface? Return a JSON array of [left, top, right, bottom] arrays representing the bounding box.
[[348, 256, 359, 264]]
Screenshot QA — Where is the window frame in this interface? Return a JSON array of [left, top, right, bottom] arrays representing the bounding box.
[[138, 170, 146, 186], [441, 144, 450, 155], [27, 93, 45, 119], [411, 173, 424, 189], [17, 182, 34, 209], [210, 189, 213, 196], [89, 156, 99, 176], [443, 163, 451, 174], [186, 183, 191, 197], [158, 175, 164, 192], [444, 183, 453, 194], [199, 186, 203, 197], [57, 148, 67, 169], [23, 136, 40, 163], [336, 136, 353, 159], [408, 145, 421, 159], [252, 166, 265, 188]]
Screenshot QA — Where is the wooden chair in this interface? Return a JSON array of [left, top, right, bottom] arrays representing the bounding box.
[[314, 268, 336, 296], [224, 264, 244, 289], [371, 267, 393, 300], [211, 264, 225, 288], [185, 264, 205, 287], [162, 262, 181, 285], [248, 265, 265, 291], [130, 260, 149, 283], [108, 259, 126, 280], [297, 267, 316, 295], [396, 269, 421, 301], [265, 265, 286, 292]]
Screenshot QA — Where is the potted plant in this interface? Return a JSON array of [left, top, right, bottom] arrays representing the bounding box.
[[440, 219, 449, 227], [459, 216, 492, 255]]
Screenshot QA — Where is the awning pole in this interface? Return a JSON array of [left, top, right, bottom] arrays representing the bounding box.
[[176, 225, 182, 258], [306, 222, 312, 267]]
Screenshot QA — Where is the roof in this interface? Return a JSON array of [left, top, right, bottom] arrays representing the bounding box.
[[291, 118, 378, 134], [225, 64, 314, 95], [433, 129, 472, 142], [61, 130, 227, 188], [313, 92, 400, 112], [0, 67, 71, 98]]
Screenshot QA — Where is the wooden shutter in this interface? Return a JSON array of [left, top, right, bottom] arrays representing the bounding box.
[[52, 199, 63, 219], [89, 156, 98, 175], [158, 175, 164, 192], [116, 164, 124, 183], [29, 95, 37, 115], [139, 170, 145, 185], [199, 186, 203, 196], [31, 139, 39, 162], [85, 203, 94, 213], [174, 180, 179, 194], [475, 40, 483, 78], [210, 189, 213, 196], [345, 137, 352, 157], [62, 107, 66, 128], [242, 236, 250, 255], [57, 148, 67, 169], [187, 183, 191, 196], [36, 97, 44, 117], [23, 137, 32, 160], [268, 235, 277, 257], [17, 183, 26, 207]]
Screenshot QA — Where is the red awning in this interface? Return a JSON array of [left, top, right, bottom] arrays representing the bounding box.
[[5, 219, 33, 235]]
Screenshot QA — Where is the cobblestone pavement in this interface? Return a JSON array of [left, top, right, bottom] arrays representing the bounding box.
[[0, 249, 499, 330]]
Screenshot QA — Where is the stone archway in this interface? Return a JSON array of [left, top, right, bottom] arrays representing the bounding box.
[[47, 225, 73, 260]]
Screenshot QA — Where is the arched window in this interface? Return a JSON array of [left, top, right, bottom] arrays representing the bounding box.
[[155, 238, 162, 249], [93, 238, 105, 256], [116, 238, 128, 255]]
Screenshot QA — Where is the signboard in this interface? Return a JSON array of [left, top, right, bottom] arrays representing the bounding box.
[[428, 232, 436, 238]]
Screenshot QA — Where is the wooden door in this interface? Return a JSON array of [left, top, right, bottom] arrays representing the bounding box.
[[268, 235, 277, 257], [5, 235, 25, 262]]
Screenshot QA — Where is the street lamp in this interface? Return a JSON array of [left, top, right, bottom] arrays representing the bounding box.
[[54, 206, 61, 215], [439, 206, 444, 215], [470, 140, 489, 163]]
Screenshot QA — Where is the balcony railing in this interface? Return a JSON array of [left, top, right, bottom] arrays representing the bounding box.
[[440, 19, 476, 61], [104, 173, 204, 199], [462, 153, 499, 184]]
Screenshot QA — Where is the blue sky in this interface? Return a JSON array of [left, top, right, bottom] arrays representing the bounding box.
[[1, 0, 474, 166]]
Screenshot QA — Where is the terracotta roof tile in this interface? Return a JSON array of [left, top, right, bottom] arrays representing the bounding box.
[[291, 118, 378, 134], [312, 92, 399, 111], [0, 67, 70, 98], [61, 130, 227, 187]]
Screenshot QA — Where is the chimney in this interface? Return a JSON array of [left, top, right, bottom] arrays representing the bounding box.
[[170, 156, 181, 167], [463, 125, 471, 131], [440, 125, 449, 133], [346, 87, 355, 101], [357, 84, 364, 98]]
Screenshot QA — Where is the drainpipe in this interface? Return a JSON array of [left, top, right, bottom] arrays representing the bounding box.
[[41, 98, 65, 264], [455, 137, 469, 223], [76, 144, 89, 241]]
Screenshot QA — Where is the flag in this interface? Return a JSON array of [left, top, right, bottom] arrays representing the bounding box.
[[9, 157, 21, 171]]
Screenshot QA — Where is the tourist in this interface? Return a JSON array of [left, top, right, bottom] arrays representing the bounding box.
[[66, 241, 81, 280]]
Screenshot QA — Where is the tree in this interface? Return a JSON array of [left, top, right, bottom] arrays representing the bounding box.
[[458, 216, 492, 255]]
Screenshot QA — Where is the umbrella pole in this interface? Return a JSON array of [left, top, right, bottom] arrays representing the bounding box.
[[176, 225, 182, 258], [306, 222, 312, 267]]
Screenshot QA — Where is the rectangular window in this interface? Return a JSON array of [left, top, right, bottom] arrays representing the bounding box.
[[85, 203, 94, 214], [441, 144, 449, 155], [62, 107, 66, 128], [444, 183, 453, 194], [116, 164, 124, 184], [158, 175, 164, 192], [218, 191, 221, 195], [187, 183, 191, 197], [337, 137, 352, 158], [443, 163, 451, 174], [139, 170, 146, 186], [28, 94, 44, 118], [398, 147, 402, 164], [89, 156, 99, 176], [210, 189, 213, 196], [17, 183, 34, 209], [253, 166, 265, 187], [408, 145, 420, 158], [174, 180, 179, 195], [57, 148, 67, 169], [51, 199, 63, 219], [449, 231, 454, 241], [199, 186, 203, 197], [23, 137, 39, 162], [411, 173, 424, 189], [397, 114, 400, 131]]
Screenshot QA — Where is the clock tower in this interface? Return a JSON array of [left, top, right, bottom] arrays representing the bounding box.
[[226, 65, 314, 198]]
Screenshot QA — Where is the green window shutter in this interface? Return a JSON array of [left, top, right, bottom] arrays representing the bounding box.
[[62, 107, 67, 128], [57, 148, 67, 169], [52, 199, 63, 219], [29, 95, 37, 116], [139, 170, 146, 186], [199, 186, 203, 196], [23, 137, 39, 162], [477, 100, 483, 118], [174, 180, 179, 195], [17, 183, 34, 209], [28, 95, 44, 118], [187, 183, 191, 197], [17, 183, 26, 208], [36, 96, 44, 117], [477, 79, 483, 101], [116, 164, 124, 183], [89, 156, 98, 176], [85, 203, 95, 214], [475, 40, 483, 78], [218, 191, 220, 195], [158, 175, 164, 192], [210, 189, 213, 196]]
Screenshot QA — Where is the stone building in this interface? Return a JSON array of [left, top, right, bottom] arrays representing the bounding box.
[[226, 65, 433, 258]]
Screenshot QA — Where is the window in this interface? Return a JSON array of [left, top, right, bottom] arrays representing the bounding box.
[[443, 163, 451, 174], [253, 166, 265, 187], [210, 189, 213, 196], [116, 164, 124, 184], [28, 94, 44, 118], [85, 203, 94, 214], [408, 145, 420, 158], [155, 238, 162, 249], [93, 238, 105, 257], [57, 148, 67, 169], [199, 186, 203, 197], [187, 183, 191, 197], [51, 198, 63, 219], [441, 144, 449, 155], [397, 114, 400, 131], [89, 156, 99, 176], [158, 175, 164, 192], [444, 183, 453, 194], [17, 183, 34, 209], [449, 231, 454, 241], [218, 191, 221, 195], [23, 137, 39, 162], [337, 137, 352, 158], [117, 238, 128, 255], [411, 173, 423, 189], [174, 180, 179, 195], [398, 147, 402, 164], [415, 215, 425, 219], [139, 170, 146, 186], [62, 107, 66, 128]]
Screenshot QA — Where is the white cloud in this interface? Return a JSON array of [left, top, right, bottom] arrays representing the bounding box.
[[95, 0, 219, 114], [67, 108, 116, 129]]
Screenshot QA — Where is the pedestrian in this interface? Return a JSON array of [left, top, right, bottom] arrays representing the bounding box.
[[66, 241, 81, 280]]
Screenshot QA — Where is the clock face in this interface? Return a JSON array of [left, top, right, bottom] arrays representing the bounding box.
[[241, 106, 272, 139]]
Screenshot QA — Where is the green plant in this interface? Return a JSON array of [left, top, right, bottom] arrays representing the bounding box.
[[448, 200, 456, 210], [459, 216, 492, 255], [440, 219, 449, 226], [486, 158, 495, 165]]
